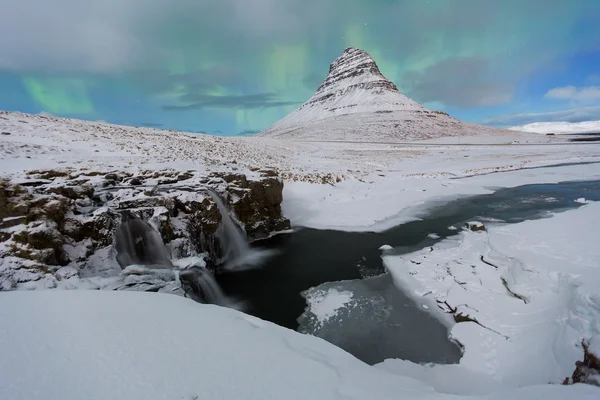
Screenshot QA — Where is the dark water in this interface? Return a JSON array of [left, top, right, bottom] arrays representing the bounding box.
[[216, 180, 600, 364]]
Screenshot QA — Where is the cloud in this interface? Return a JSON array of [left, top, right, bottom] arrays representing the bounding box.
[[2, 0, 597, 75], [127, 67, 244, 98], [401, 57, 514, 108], [484, 105, 600, 126], [162, 93, 301, 111], [544, 85, 600, 102]]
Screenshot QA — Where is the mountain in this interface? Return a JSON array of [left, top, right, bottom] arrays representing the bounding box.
[[258, 47, 507, 142]]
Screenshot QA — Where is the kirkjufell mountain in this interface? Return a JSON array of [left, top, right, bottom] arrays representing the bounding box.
[[259, 47, 507, 141]]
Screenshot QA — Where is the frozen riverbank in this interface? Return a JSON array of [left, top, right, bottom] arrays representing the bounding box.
[[380, 202, 600, 391]]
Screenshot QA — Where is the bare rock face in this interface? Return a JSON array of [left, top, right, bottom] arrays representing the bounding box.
[[258, 47, 508, 142], [0, 168, 291, 291], [209, 171, 290, 239], [565, 340, 600, 387], [306, 47, 400, 109]]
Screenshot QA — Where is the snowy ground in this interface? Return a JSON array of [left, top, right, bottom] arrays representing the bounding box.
[[379, 203, 600, 391], [4, 111, 598, 232], [510, 120, 600, 135], [1, 290, 599, 400], [2, 110, 600, 397], [283, 163, 600, 231]]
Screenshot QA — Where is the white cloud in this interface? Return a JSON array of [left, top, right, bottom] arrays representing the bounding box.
[[544, 85, 600, 101]]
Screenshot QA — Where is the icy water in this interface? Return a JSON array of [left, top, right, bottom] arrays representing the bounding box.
[[217, 180, 600, 365]]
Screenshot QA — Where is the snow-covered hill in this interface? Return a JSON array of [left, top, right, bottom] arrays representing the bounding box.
[[259, 47, 510, 142], [509, 120, 600, 135]]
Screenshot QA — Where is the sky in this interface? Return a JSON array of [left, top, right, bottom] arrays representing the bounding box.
[[0, 0, 599, 135]]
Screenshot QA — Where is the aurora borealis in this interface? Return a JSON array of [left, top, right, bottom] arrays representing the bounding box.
[[1, 0, 599, 135]]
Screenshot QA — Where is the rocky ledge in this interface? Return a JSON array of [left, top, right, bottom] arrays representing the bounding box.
[[0, 168, 290, 292]]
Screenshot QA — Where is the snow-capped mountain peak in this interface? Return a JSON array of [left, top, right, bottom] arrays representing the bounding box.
[[259, 47, 507, 142]]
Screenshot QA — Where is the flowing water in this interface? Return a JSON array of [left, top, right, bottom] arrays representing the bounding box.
[[179, 267, 231, 306], [206, 189, 251, 268], [217, 180, 600, 365], [114, 212, 232, 306], [114, 212, 174, 269]]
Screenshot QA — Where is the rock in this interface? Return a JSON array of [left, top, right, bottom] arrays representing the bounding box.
[[79, 208, 122, 248], [0, 231, 11, 242], [569, 340, 600, 387], [42, 198, 70, 228], [158, 178, 179, 185], [47, 184, 94, 200], [128, 177, 143, 186], [62, 218, 84, 241], [228, 176, 290, 240], [27, 169, 71, 180], [0, 215, 28, 229], [465, 221, 486, 232], [104, 173, 120, 181], [144, 187, 158, 196], [176, 172, 194, 181], [0, 181, 29, 219], [259, 168, 279, 177], [56, 266, 79, 280], [1, 168, 290, 289], [27, 225, 67, 262], [211, 172, 248, 187], [118, 196, 177, 216]]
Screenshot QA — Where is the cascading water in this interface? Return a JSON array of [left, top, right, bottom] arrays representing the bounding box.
[[179, 267, 231, 307], [114, 212, 231, 307], [206, 189, 252, 269], [114, 212, 173, 269]]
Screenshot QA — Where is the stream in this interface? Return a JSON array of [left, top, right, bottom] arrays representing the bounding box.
[[217, 180, 600, 365]]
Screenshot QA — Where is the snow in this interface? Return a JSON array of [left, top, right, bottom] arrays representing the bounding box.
[[258, 48, 516, 142], [510, 120, 600, 135], [382, 203, 600, 388], [284, 162, 600, 232], [2, 110, 600, 396], [303, 288, 355, 326], [1, 290, 599, 400]]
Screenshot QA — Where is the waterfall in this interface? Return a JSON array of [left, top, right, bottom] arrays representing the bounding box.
[[206, 189, 251, 267], [114, 212, 173, 269], [179, 267, 231, 307], [114, 212, 235, 307]]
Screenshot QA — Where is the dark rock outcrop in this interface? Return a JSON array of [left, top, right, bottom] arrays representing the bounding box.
[[0, 168, 290, 290], [564, 340, 600, 387]]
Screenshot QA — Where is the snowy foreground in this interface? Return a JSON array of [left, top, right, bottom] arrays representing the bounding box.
[[378, 202, 600, 392], [1, 290, 599, 400], [2, 111, 600, 397]]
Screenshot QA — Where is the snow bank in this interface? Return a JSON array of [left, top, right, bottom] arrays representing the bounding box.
[[510, 121, 600, 135], [383, 203, 600, 389], [1, 291, 599, 400], [284, 163, 600, 232]]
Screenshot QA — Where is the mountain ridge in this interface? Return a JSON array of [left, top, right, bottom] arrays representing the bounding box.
[[259, 47, 508, 142]]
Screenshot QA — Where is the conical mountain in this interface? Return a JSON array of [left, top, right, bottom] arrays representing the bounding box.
[[259, 47, 505, 141]]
